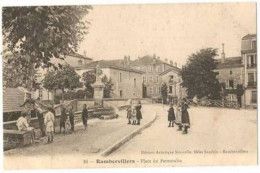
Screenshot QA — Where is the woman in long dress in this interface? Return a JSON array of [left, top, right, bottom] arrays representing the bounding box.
[[181, 99, 190, 134], [44, 107, 55, 143], [175, 101, 183, 131]]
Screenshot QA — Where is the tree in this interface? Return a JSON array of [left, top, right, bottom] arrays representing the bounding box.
[[82, 70, 113, 98], [161, 83, 168, 104], [42, 65, 82, 102], [102, 75, 113, 98], [2, 6, 92, 90], [181, 48, 221, 100]]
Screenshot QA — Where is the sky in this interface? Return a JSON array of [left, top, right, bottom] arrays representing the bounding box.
[[78, 3, 255, 66]]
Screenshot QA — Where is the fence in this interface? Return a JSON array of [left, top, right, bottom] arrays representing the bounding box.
[[186, 99, 240, 109]]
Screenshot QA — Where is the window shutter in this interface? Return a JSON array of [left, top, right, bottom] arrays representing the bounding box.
[[234, 80, 237, 89], [225, 80, 229, 89]]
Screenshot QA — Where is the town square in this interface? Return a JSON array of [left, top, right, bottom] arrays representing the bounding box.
[[1, 2, 257, 169]]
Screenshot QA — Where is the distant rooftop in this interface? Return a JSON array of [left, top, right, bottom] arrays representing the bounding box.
[[68, 53, 92, 60], [81, 60, 145, 74], [242, 34, 256, 40], [216, 56, 243, 69]]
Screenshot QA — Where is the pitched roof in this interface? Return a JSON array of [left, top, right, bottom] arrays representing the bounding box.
[[3, 88, 26, 113], [68, 53, 92, 60], [159, 68, 181, 76], [81, 60, 145, 74], [216, 56, 243, 69], [242, 34, 256, 40], [130, 55, 166, 66]]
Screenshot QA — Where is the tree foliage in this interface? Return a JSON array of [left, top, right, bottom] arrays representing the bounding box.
[[82, 70, 113, 98], [161, 83, 168, 104], [181, 48, 221, 99], [42, 64, 82, 93], [2, 6, 92, 89]]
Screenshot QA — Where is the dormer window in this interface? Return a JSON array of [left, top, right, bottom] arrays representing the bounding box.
[[252, 40, 257, 50]]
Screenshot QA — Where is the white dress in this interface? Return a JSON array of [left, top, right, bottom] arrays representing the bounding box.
[[44, 111, 54, 133]]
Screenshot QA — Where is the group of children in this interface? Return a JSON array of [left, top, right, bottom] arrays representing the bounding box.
[[167, 99, 190, 134], [126, 101, 142, 125]]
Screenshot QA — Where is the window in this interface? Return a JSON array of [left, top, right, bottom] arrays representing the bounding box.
[[230, 70, 232, 75], [153, 87, 157, 94], [134, 78, 136, 87], [252, 40, 257, 50], [248, 73, 255, 86], [149, 76, 153, 83], [143, 77, 146, 83], [229, 80, 234, 89], [156, 76, 159, 83], [157, 87, 161, 94], [119, 90, 123, 98], [119, 73, 122, 82], [251, 91, 257, 103], [247, 55, 256, 67], [149, 66, 152, 72], [169, 86, 173, 93], [149, 87, 153, 94], [153, 76, 157, 83], [169, 75, 174, 82]]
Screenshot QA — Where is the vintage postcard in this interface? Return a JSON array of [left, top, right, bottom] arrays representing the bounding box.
[[1, 2, 257, 170]]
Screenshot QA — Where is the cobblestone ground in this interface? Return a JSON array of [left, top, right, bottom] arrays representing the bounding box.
[[110, 105, 257, 166]]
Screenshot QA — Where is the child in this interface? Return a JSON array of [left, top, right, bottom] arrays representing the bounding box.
[[167, 104, 175, 127], [131, 107, 137, 125], [126, 106, 132, 125], [175, 102, 183, 131]]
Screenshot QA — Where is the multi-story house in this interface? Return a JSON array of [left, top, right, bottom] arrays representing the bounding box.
[[78, 59, 144, 99], [241, 34, 257, 108], [215, 34, 257, 108], [215, 44, 244, 105], [130, 55, 184, 100]]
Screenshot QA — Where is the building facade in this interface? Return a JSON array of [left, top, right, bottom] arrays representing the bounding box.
[[78, 60, 144, 99], [241, 34, 257, 108], [215, 34, 257, 108], [130, 55, 183, 99]]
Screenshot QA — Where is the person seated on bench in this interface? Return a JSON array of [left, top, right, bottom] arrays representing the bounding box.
[[16, 111, 35, 142]]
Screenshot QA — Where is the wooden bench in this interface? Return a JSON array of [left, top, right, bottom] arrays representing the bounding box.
[[4, 129, 34, 151]]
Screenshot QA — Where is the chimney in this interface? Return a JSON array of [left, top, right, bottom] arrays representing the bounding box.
[[124, 56, 127, 66], [175, 62, 177, 67], [165, 58, 168, 63], [221, 43, 225, 63], [83, 50, 86, 57], [170, 60, 173, 65], [157, 56, 160, 60], [153, 54, 156, 59], [127, 55, 130, 66]]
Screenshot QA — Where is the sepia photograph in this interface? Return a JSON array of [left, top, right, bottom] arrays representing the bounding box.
[[1, 1, 258, 170]]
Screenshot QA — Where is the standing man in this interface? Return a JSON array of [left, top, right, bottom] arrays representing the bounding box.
[[44, 107, 55, 143], [82, 104, 88, 131], [167, 103, 175, 127], [60, 105, 67, 134], [34, 104, 45, 137], [69, 105, 75, 133], [136, 101, 142, 125], [181, 99, 190, 134]]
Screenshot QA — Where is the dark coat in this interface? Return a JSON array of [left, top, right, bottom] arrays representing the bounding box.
[[82, 108, 88, 120], [60, 109, 67, 123], [126, 107, 132, 119], [168, 107, 175, 121], [136, 104, 142, 120], [181, 103, 190, 124]]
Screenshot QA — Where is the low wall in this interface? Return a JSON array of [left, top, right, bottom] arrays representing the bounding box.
[[3, 98, 153, 130]]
